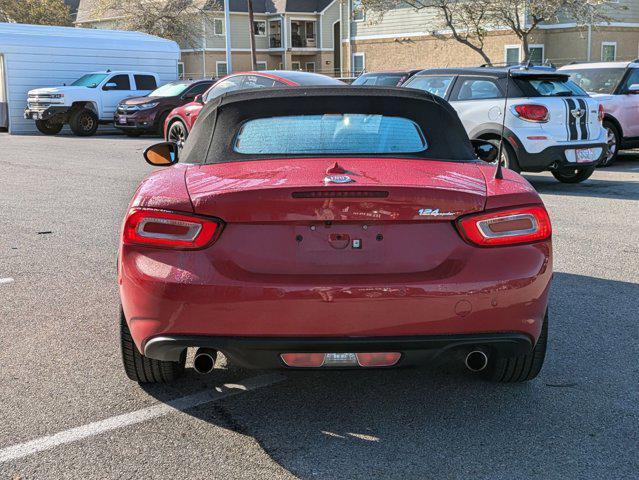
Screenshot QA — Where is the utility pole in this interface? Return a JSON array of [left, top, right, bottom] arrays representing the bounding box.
[[247, 0, 257, 70], [223, 0, 232, 74]]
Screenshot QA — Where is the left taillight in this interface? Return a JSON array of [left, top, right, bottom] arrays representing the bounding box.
[[456, 205, 551, 247], [513, 104, 549, 123], [122, 209, 223, 249]]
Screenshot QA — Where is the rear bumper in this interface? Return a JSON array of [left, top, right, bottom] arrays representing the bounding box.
[[120, 234, 552, 357], [515, 141, 607, 171], [144, 333, 533, 366]]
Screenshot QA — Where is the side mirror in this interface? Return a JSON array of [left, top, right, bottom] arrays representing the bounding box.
[[143, 142, 179, 166], [194, 94, 203, 104], [471, 139, 498, 163], [103, 82, 117, 91], [627, 83, 639, 93]]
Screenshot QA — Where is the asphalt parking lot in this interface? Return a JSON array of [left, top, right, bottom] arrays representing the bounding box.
[[1, 133, 638, 479]]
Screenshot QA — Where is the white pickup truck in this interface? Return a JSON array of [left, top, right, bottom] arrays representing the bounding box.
[[24, 70, 160, 136]]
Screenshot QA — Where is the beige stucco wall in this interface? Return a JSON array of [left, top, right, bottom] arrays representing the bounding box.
[[351, 26, 639, 72], [351, 31, 522, 71], [181, 51, 283, 78]]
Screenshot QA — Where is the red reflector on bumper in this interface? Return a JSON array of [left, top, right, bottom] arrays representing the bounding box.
[[280, 353, 325, 367], [356, 352, 401, 367]]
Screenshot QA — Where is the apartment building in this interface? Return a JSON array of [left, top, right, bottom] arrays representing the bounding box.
[[76, 0, 354, 78], [76, 0, 639, 78]]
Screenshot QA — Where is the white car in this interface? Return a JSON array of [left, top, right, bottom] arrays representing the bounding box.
[[24, 71, 160, 136], [403, 66, 607, 183]]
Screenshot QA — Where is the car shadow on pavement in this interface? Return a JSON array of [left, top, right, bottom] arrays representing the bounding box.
[[525, 175, 639, 200], [139, 272, 639, 479]]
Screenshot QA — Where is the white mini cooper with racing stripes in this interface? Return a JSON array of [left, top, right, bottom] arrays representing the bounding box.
[[403, 66, 607, 183]]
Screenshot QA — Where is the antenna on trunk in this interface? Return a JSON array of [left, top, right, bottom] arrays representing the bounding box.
[[495, 67, 513, 180]]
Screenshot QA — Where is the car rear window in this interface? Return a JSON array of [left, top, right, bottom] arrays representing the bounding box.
[[518, 77, 587, 96], [233, 114, 427, 155]]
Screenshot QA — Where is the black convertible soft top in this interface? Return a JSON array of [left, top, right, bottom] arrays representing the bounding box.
[[180, 86, 476, 164]]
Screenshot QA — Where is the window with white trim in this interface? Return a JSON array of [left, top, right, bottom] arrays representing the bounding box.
[[291, 61, 301, 70], [505, 45, 520, 66], [216, 61, 228, 77], [253, 20, 266, 36], [305, 62, 315, 72], [256, 61, 267, 70], [353, 53, 365, 75], [602, 42, 617, 62], [177, 62, 185, 79], [353, 0, 365, 21], [528, 45, 544, 65], [213, 18, 224, 36]]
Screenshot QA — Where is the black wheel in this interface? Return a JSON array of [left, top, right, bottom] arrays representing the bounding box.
[[487, 139, 521, 173], [124, 131, 143, 137], [35, 119, 63, 135], [167, 120, 188, 146], [120, 308, 185, 383], [551, 165, 595, 183], [484, 310, 548, 383], [156, 111, 169, 136], [601, 120, 619, 167], [69, 108, 99, 136]]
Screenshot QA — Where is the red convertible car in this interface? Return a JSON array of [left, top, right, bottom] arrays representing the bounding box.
[[163, 70, 343, 144], [120, 87, 552, 384]]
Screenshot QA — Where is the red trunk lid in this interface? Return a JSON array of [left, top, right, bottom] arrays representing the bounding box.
[[185, 158, 486, 222]]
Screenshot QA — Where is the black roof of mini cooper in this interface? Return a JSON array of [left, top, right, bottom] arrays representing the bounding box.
[[179, 86, 476, 164]]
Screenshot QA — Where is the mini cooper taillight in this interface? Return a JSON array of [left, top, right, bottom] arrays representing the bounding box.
[[456, 205, 551, 247], [513, 104, 549, 123], [122, 209, 223, 249], [598, 103, 605, 122]]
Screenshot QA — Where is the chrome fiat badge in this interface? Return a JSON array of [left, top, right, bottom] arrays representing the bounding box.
[[324, 174, 353, 184]]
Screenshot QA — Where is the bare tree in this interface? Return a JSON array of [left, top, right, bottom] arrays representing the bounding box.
[[360, 0, 614, 65], [494, 0, 615, 63], [0, 0, 73, 26], [91, 0, 219, 49]]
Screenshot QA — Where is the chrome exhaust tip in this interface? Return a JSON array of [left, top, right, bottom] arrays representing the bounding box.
[[465, 350, 488, 372], [193, 348, 217, 374]]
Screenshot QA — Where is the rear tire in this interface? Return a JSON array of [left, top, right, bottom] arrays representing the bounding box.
[[601, 120, 619, 167], [35, 119, 63, 135], [484, 310, 548, 383], [120, 308, 185, 383], [488, 139, 521, 173], [551, 165, 595, 183]]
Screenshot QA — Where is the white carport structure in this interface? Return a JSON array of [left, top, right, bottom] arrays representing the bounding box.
[[0, 22, 180, 134]]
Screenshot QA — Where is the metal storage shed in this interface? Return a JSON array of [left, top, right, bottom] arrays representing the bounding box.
[[0, 22, 180, 134]]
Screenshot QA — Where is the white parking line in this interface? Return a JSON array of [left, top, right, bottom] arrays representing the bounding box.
[[0, 373, 285, 464], [0, 278, 14, 285]]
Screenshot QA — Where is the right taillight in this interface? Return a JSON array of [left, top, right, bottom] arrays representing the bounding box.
[[456, 205, 551, 247], [598, 103, 605, 122], [513, 104, 549, 122]]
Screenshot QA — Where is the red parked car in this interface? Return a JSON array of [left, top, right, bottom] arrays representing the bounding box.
[[164, 70, 343, 144], [120, 87, 552, 384]]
